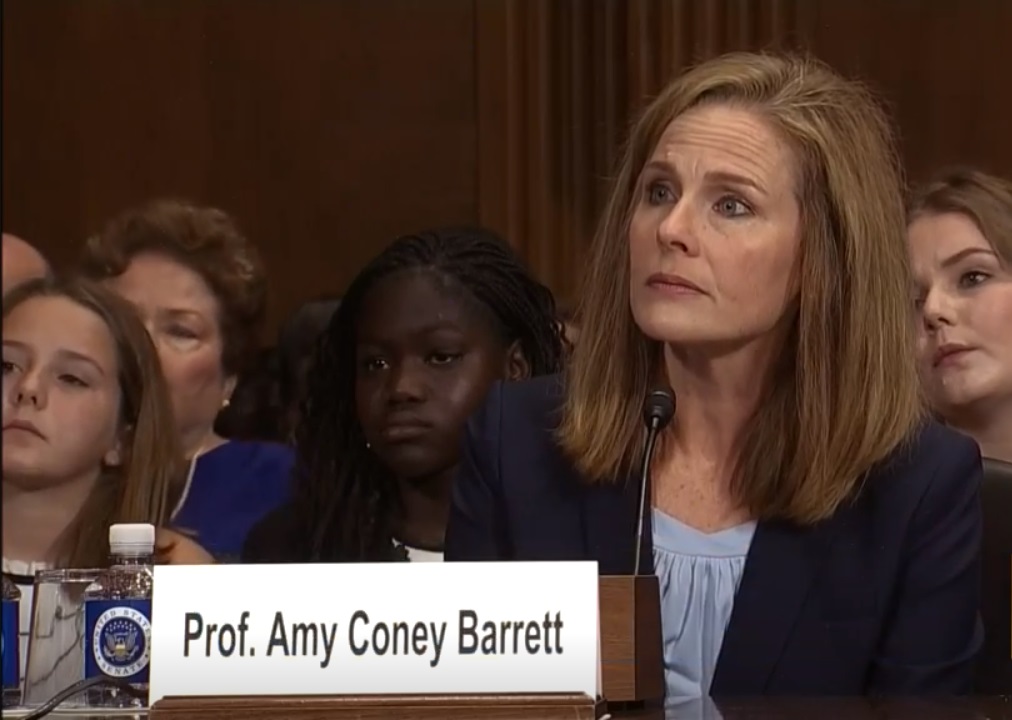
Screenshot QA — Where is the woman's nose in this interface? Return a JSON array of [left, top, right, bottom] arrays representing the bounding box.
[[921, 287, 956, 331]]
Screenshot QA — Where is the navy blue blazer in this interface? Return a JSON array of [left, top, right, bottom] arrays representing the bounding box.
[[445, 374, 984, 695]]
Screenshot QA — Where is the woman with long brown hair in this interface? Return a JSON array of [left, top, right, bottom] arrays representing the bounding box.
[[446, 53, 982, 698]]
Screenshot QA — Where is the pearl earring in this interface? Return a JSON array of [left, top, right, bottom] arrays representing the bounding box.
[[222, 398, 231, 409]]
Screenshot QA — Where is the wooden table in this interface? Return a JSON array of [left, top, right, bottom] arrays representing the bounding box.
[[619, 696, 1012, 718], [9, 696, 1009, 719]]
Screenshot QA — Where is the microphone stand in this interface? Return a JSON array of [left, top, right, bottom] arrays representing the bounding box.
[[597, 389, 672, 708], [633, 418, 662, 576]]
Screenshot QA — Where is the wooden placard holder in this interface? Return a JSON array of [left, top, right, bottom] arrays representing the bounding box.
[[150, 692, 603, 719], [149, 575, 660, 718], [598, 575, 664, 706]]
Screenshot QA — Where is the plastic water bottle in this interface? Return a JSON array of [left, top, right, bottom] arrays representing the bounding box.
[[1, 574, 21, 708], [83, 524, 155, 708]]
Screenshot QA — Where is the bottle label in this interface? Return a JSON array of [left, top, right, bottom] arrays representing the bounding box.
[[85, 599, 152, 683], [1, 599, 18, 690]]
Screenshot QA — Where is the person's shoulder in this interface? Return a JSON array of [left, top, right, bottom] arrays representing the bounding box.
[[494, 373, 565, 428], [867, 420, 981, 511], [502, 372, 565, 403], [877, 420, 979, 480], [481, 374, 582, 492], [197, 441, 294, 507], [450, 374, 586, 561], [211, 440, 295, 476], [226, 439, 295, 464], [468, 374, 566, 464]]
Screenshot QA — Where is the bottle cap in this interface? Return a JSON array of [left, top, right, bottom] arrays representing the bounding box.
[[109, 523, 156, 554]]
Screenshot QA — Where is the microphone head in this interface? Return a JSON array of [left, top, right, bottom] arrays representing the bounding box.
[[643, 388, 675, 430]]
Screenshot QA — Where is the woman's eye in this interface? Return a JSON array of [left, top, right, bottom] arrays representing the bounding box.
[[428, 352, 462, 366], [363, 357, 388, 372], [714, 196, 753, 218], [169, 326, 199, 339], [58, 374, 89, 388], [646, 182, 674, 205], [958, 271, 990, 289]]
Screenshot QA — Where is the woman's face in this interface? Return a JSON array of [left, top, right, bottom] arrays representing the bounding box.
[[627, 103, 802, 354], [105, 252, 234, 454], [2, 296, 123, 489], [909, 212, 1012, 417]]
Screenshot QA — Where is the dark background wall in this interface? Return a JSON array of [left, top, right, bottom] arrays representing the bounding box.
[[5, 0, 1010, 337]]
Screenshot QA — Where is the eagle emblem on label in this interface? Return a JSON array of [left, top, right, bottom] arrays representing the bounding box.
[[91, 606, 151, 678]]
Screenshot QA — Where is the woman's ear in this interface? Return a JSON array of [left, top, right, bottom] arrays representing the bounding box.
[[222, 374, 238, 408], [503, 340, 531, 381]]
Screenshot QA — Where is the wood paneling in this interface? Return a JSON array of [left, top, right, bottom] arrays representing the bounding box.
[[4, 0, 1011, 329], [3, 0, 477, 334], [474, 0, 1012, 302], [797, 0, 1012, 180], [476, 1, 620, 306]]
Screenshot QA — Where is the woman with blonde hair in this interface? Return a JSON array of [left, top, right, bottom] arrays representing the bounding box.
[[446, 53, 982, 697], [908, 168, 1012, 464]]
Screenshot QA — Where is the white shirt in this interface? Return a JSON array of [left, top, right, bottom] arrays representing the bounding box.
[[403, 545, 443, 562], [393, 542, 444, 562]]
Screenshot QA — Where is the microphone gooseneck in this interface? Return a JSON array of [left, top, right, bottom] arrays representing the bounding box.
[[633, 389, 675, 575]]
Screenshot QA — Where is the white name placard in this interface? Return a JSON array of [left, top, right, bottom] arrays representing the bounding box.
[[149, 562, 598, 703]]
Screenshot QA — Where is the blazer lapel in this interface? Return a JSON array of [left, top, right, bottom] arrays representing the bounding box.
[[581, 477, 651, 575], [711, 519, 823, 694]]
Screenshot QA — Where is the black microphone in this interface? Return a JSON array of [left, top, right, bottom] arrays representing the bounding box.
[[633, 388, 676, 575]]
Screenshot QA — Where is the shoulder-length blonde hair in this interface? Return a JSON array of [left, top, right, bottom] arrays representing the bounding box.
[[2, 276, 184, 567], [559, 52, 924, 525], [908, 167, 1012, 265]]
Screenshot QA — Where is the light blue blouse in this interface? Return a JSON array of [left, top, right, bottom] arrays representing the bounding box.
[[653, 508, 756, 701]]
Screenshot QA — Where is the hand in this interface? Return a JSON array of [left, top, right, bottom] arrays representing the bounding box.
[[156, 527, 215, 565]]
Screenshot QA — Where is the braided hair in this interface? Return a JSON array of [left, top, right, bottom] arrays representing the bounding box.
[[277, 294, 342, 413], [292, 227, 566, 562]]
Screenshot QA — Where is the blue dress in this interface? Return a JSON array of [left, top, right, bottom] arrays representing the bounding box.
[[653, 508, 756, 702], [171, 440, 294, 562]]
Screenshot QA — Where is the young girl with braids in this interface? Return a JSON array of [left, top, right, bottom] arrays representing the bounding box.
[[242, 228, 566, 562]]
